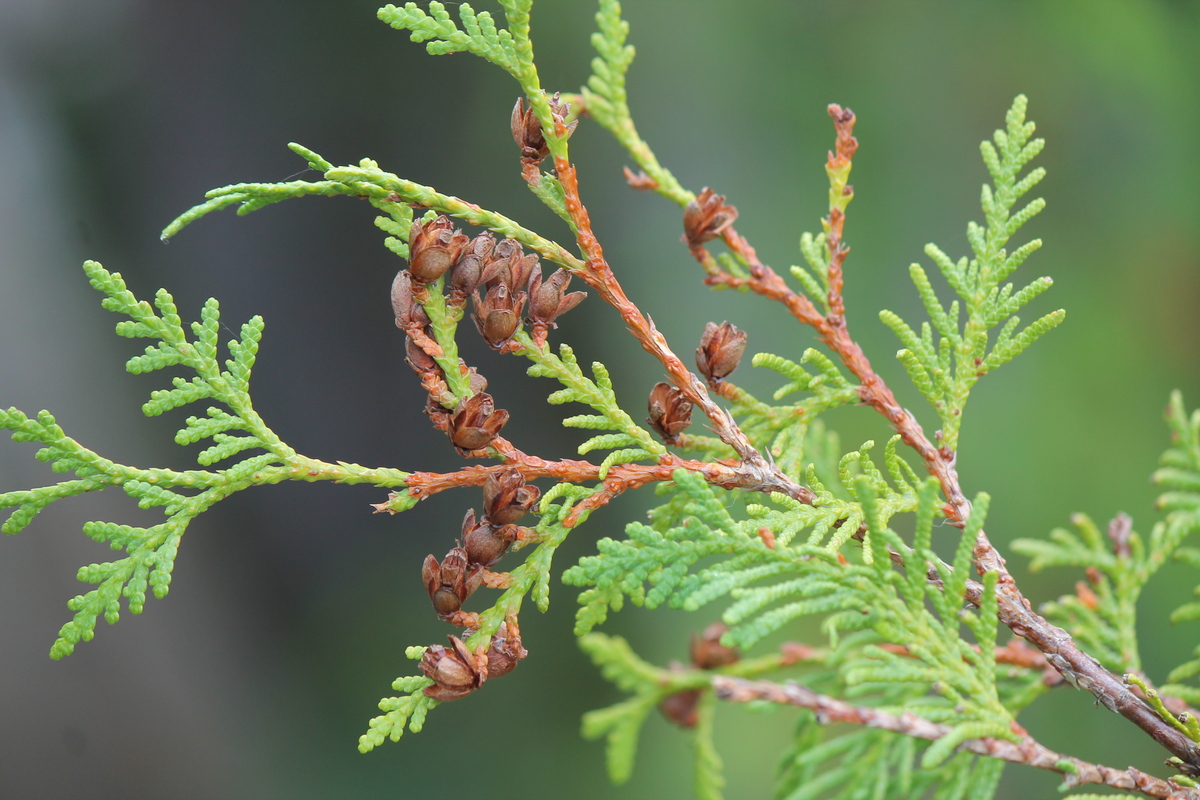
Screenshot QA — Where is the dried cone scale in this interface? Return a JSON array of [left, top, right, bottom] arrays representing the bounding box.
[[696, 321, 747, 383], [647, 382, 693, 443]]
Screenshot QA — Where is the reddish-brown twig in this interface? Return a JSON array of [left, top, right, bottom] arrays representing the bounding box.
[[549, 149, 813, 507]]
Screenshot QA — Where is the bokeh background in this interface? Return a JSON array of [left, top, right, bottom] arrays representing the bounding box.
[[2, 1, 1199, 797]]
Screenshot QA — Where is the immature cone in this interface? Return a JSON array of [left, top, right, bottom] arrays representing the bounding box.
[[472, 283, 526, 348], [448, 392, 509, 452], [695, 321, 748, 382], [647, 382, 692, 442], [408, 215, 470, 284], [682, 188, 738, 248], [527, 267, 587, 328], [483, 467, 540, 526]]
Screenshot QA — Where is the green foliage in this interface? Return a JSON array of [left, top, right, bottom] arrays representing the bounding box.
[[10, 3, 1199, 799], [1, 261, 408, 659], [706, 349, 859, 481], [1012, 392, 1200, 680], [776, 718, 1005, 800], [582, 0, 692, 206], [569, 471, 1017, 768], [878, 95, 1064, 452], [377, 1, 526, 81], [518, 333, 664, 475], [358, 648, 439, 753], [1153, 393, 1200, 704]]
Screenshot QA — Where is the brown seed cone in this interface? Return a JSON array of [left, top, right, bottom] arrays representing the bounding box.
[[659, 688, 702, 729], [472, 283, 526, 348], [486, 619, 527, 679], [483, 467, 541, 526], [391, 270, 430, 330], [448, 392, 509, 453], [511, 97, 549, 164], [409, 215, 470, 284], [449, 231, 496, 299], [682, 187, 738, 248], [420, 636, 483, 702], [695, 321, 748, 382], [405, 335, 439, 374], [422, 546, 484, 619], [690, 622, 740, 670], [460, 508, 509, 568], [527, 267, 587, 328], [647, 381, 693, 442], [483, 246, 539, 296]]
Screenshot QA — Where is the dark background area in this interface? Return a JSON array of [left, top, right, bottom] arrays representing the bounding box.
[[2, 1, 1199, 798]]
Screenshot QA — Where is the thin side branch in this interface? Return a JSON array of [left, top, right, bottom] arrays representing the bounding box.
[[714, 676, 1200, 800], [549, 150, 813, 507]]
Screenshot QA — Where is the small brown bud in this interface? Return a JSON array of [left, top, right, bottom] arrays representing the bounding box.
[[448, 392, 510, 453], [472, 283, 526, 347], [695, 321, 748, 382], [512, 97, 549, 164], [647, 381, 692, 442], [449, 231, 496, 299], [528, 267, 587, 328], [420, 636, 484, 702], [422, 546, 483, 619], [483, 467, 541, 526], [691, 622, 740, 669], [409, 215, 470, 284], [682, 188, 738, 248]]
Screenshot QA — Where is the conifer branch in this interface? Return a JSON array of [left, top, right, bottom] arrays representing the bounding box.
[[8, 3, 1198, 797], [584, 31, 1200, 767], [713, 676, 1200, 800]]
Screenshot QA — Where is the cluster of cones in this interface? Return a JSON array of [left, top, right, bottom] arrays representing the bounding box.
[[417, 468, 540, 701]]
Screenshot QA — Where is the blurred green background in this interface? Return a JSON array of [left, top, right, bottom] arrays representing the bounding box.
[[1, 1, 1198, 797]]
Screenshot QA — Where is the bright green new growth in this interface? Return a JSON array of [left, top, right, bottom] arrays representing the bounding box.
[[2, 261, 408, 659], [6, 1, 1200, 799], [879, 95, 1063, 452]]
